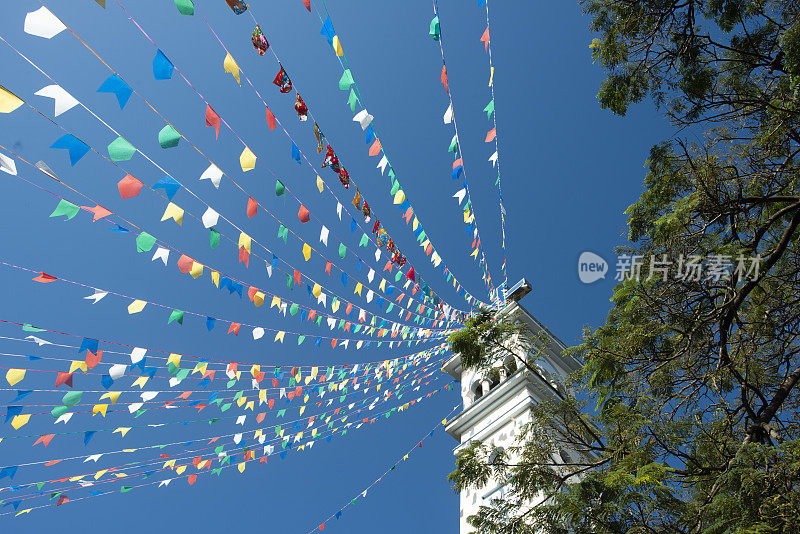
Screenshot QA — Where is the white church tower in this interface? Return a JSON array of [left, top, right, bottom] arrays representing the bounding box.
[[443, 280, 581, 534]]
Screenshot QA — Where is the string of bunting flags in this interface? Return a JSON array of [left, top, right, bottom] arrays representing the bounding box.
[[147, 0, 491, 309], [307, 404, 460, 532], [308, 0, 497, 304], [0, 30, 458, 331], [0, 144, 455, 339], [0, 0, 520, 526]]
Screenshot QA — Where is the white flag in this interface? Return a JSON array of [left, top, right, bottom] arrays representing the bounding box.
[[200, 163, 223, 188], [24, 7, 66, 39], [35, 85, 79, 116]]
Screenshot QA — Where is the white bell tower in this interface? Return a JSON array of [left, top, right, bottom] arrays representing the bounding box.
[[443, 280, 581, 534]]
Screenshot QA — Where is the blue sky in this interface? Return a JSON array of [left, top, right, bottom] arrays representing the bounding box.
[[0, 0, 670, 531]]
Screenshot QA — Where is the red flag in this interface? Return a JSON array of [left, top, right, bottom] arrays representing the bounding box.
[[85, 350, 102, 369], [268, 398, 275, 409], [34, 434, 55, 447], [441, 65, 448, 93], [55, 371, 73, 388], [56, 494, 69, 507], [188, 474, 197, 485], [239, 246, 250, 267], [293, 270, 302, 285], [265, 105, 276, 131], [480, 27, 490, 51], [325, 261, 332, 275], [406, 266, 416, 281], [82, 204, 112, 221], [302, 0, 311, 12], [177, 255, 194, 274], [298, 204, 310, 223], [368, 139, 382, 157], [485, 128, 497, 143], [205, 105, 221, 139], [117, 173, 143, 199], [227, 323, 241, 336], [32, 272, 57, 283], [247, 196, 258, 218], [256, 412, 266, 423]]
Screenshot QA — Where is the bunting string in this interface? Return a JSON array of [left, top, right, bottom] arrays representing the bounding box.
[[107, 0, 468, 316], [0, 258, 452, 346], [0, 143, 454, 341], [309, 0, 496, 303], [306, 404, 460, 532], [151, 0, 482, 310], [0, 38, 451, 332]]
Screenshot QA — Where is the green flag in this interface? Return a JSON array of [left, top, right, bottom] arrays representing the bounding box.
[[339, 69, 354, 91], [275, 179, 285, 196], [174, 0, 194, 15], [136, 231, 156, 253], [49, 199, 79, 220], [158, 125, 181, 148], [347, 89, 358, 112], [338, 243, 347, 259], [209, 228, 220, 249], [108, 136, 136, 162], [484, 99, 495, 119], [168, 309, 184, 325]]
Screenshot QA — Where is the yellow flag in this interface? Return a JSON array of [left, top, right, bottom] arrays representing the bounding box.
[[312, 283, 322, 298], [412, 217, 419, 231], [274, 331, 285, 343], [163, 459, 176, 469], [270, 295, 281, 308], [332, 35, 344, 56], [393, 190, 405, 204], [354, 283, 363, 296], [489, 66, 494, 87], [237, 397, 246, 407], [246, 400, 254, 411], [253, 291, 265, 307], [239, 232, 252, 253], [379, 279, 386, 292], [11, 414, 30, 430], [332, 299, 340, 313], [0, 85, 24, 113], [132, 376, 149, 388], [192, 361, 208, 375], [303, 243, 311, 261], [168, 353, 181, 368], [100, 391, 121, 404], [238, 462, 246, 473], [316, 175, 323, 193], [161, 202, 184, 225], [113, 427, 131, 438], [176, 465, 187, 475], [92, 404, 108, 417], [16, 509, 31, 517], [5, 368, 25, 386], [311, 366, 318, 379], [128, 299, 147, 314], [211, 270, 220, 288], [259, 389, 267, 402], [95, 470, 108, 480], [223, 53, 241, 84], [190, 262, 204, 279], [240, 146, 257, 171], [69, 360, 88, 374]]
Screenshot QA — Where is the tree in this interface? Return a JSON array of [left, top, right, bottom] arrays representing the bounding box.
[[449, 1, 800, 532]]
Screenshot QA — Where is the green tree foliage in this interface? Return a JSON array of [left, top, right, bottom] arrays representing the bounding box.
[[449, 1, 800, 532]]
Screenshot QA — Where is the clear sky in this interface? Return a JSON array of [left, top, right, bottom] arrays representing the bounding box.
[[0, 0, 670, 532]]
